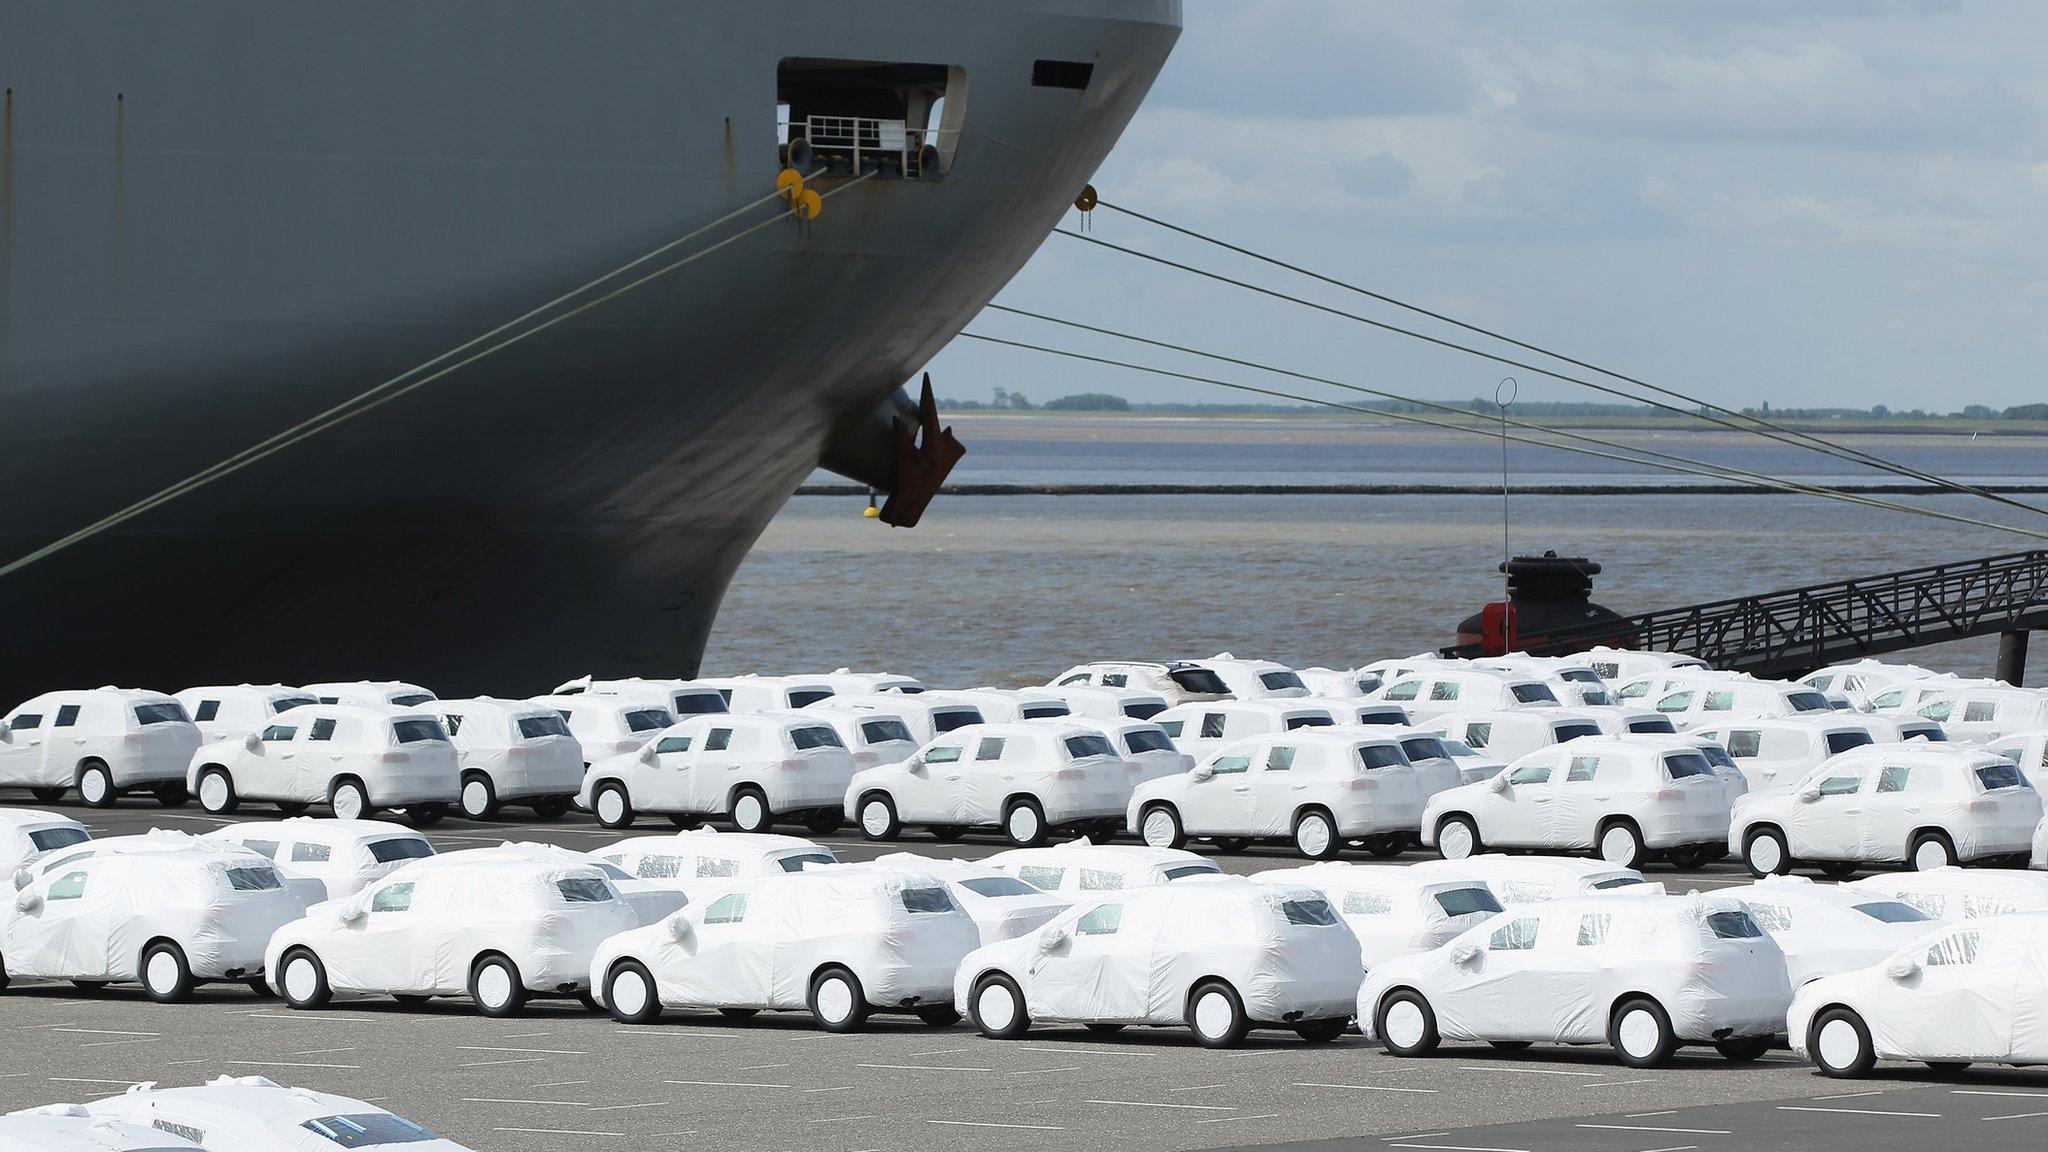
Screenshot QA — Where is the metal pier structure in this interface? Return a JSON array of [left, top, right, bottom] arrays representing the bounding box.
[[1443, 550, 2048, 682]]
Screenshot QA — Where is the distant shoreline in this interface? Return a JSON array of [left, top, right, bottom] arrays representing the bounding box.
[[797, 482, 2048, 498], [937, 410, 2048, 437]]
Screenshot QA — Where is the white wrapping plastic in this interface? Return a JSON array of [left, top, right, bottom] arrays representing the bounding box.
[[187, 703, 460, 812], [203, 817, 432, 900], [444, 841, 686, 926], [592, 829, 837, 900], [436, 698, 585, 807], [1249, 862, 1503, 966], [0, 687, 200, 792], [1729, 744, 2042, 867], [1789, 913, 2048, 1067], [577, 711, 854, 824], [842, 722, 1131, 837], [984, 839, 1221, 895], [1720, 875, 1950, 985], [0, 1105, 202, 1150], [1359, 895, 1791, 1048], [1053, 717, 1192, 785], [1847, 866, 2048, 920], [952, 877, 1359, 1029], [1151, 700, 1339, 762], [1127, 730, 1430, 852], [0, 808, 89, 874], [4, 838, 306, 984], [84, 1075, 473, 1151], [1422, 737, 1730, 857], [1409, 854, 1663, 905], [264, 851, 638, 997], [862, 852, 1071, 943], [590, 864, 979, 1017]]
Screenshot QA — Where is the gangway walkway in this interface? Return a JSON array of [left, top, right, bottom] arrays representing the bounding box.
[[1442, 549, 2048, 681]]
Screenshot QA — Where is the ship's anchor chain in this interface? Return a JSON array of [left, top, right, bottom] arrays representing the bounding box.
[[778, 168, 826, 237], [1073, 183, 1098, 231]]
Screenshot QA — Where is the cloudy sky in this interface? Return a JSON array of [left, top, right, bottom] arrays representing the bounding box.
[[937, 1, 2048, 411]]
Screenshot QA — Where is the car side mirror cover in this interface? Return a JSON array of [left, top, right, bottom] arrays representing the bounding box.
[[1797, 785, 1822, 803], [14, 890, 41, 913], [11, 869, 31, 892], [669, 915, 695, 943], [1488, 773, 1512, 794], [243, 733, 263, 753], [1451, 942, 1480, 966], [1189, 765, 1214, 782], [639, 745, 658, 766], [338, 904, 367, 926], [1885, 954, 1921, 981], [906, 757, 927, 774], [1038, 928, 1070, 954]]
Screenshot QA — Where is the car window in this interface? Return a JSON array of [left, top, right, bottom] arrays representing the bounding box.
[[261, 724, 297, 741], [1490, 917, 1540, 950], [54, 704, 81, 727], [1284, 714, 1333, 730], [959, 875, 1036, 897], [192, 699, 221, 723], [1259, 671, 1306, 692], [1876, 766, 1911, 793], [790, 726, 843, 751], [924, 745, 963, 765], [1015, 865, 1065, 891], [1703, 690, 1735, 712], [518, 714, 570, 739], [48, 871, 88, 901], [901, 886, 955, 914], [1343, 891, 1394, 915], [390, 720, 445, 744], [367, 838, 433, 864], [1964, 700, 1999, 723], [654, 735, 692, 754], [1463, 722, 1492, 749], [1199, 713, 1227, 739], [1663, 753, 1715, 779], [1264, 746, 1296, 772], [1786, 691, 1832, 713], [238, 839, 280, 860], [309, 718, 338, 742], [1577, 912, 1611, 945], [625, 709, 673, 733], [440, 714, 465, 736], [1100, 673, 1127, 688], [1125, 729, 1172, 754], [389, 694, 434, 708], [696, 858, 740, 878], [301, 1112, 442, 1147], [1724, 730, 1762, 758], [1553, 723, 1601, 742], [1429, 681, 1462, 702], [1826, 731, 1874, 755], [223, 866, 283, 891], [274, 696, 317, 713], [556, 878, 613, 903], [1434, 886, 1502, 917], [860, 719, 913, 745], [1629, 717, 1678, 734], [370, 882, 414, 913], [1078, 868, 1123, 891], [1065, 734, 1115, 759], [703, 893, 747, 924], [1076, 903, 1123, 935], [1510, 683, 1557, 704], [1400, 737, 1448, 762], [1158, 720, 1185, 738], [291, 842, 331, 863], [1162, 863, 1220, 881], [1746, 903, 1793, 932], [1282, 898, 1339, 927], [1590, 876, 1646, 891], [1383, 680, 1421, 701], [1655, 691, 1694, 713], [1020, 704, 1069, 719], [1817, 774, 1863, 796], [1358, 744, 1407, 770], [1977, 763, 2027, 790], [777, 853, 835, 872], [933, 709, 980, 733], [1706, 910, 1763, 939], [1854, 901, 1934, 924], [704, 729, 733, 752], [26, 827, 89, 853], [135, 702, 189, 725], [1507, 763, 1552, 786], [787, 689, 833, 709], [1926, 931, 1980, 966], [1565, 756, 1599, 783], [631, 854, 682, 879], [1209, 754, 1252, 776], [1124, 701, 1166, 720], [673, 693, 726, 716], [8, 713, 42, 730]]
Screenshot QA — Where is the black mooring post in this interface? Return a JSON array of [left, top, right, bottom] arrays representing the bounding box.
[[1997, 629, 2031, 685]]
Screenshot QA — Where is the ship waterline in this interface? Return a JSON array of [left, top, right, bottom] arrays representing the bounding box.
[[0, 1, 1182, 701]]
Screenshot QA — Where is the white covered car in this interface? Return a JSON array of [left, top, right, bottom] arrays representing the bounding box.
[[1650, 678, 1834, 730], [801, 668, 925, 696], [1047, 661, 1232, 704], [84, 1076, 471, 1152], [1251, 861, 1503, 966], [0, 808, 88, 874], [0, 1105, 201, 1150], [550, 675, 729, 718], [529, 693, 674, 766], [1153, 699, 1337, 762], [1372, 667, 1560, 723], [1129, 730, 1429, 859], [1428, 708, 1605, 766], [985, 839, 1221, 894], [176, 684, 319, 742], [692, 675, 836, 713], [1040, 684, 1171, 721], [1789, 913, 2048, 1077], [1409, 854, 1661, 906], [801, 704, 920, 769], [1722, 875, 1947, 985], [811, 692, 983, 743], [204, 817, 434, 900], [592, 865, 980, 1031], [1848, 867, 2048, 920], [2, 840, 304, 1001], [0, 688, 200, 808], [580, 712, 855, 834], [862, 852, 1070, 943], [1360, 895, 1790, 1067], [1689, 715, 1879, 791], [593, 829, 837, 896], [1422, 737, 1732, 869], [267, 850, 638, 1014], [1052, 716, 1192, 784], [1731, 744, 2042, 877], [847, 722, 1132, 847], [956, 877, 1359, 1047], [189, 704, 459, 823], [1916, 686, 2048, 742], [301, 680, 436, 708], [436, 697, 585, 819]]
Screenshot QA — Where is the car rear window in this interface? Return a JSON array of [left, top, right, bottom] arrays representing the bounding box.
[[1786, 691, 1831, 712], [1399, 737, 1449, 762], [273, 695, 318, 713], [674, 693, 726, 715], [1124, 701, 1167, 720], [1854, 900, 1935, 924], [1162, 863, 1221, 881], [27, 827, 88, 852], [1706, 910, 1763, 939], [1280, 898, 1339, 926], [134, 702, 188, 725], [1260, 671, 1306, 692], [301, 1113, 441, 1146], [932, 709, 980, 733], [368, 838, 434, 864], [1552, 723, 1601, 742], [1358, 744, 1408, 770], [791, 726, 845, 750], [1510, 683, 1559, 704], [1977, 763, 2028, 791], [624, 709, 672, 732], [556, 878, 614, 903], [960, 876, 1038, 898], [776, 852, 836, 872], [1825, 731, 1875, 755], [787, 689, 834, 709], [1628, 718, 1677, 733], [518, 714, 571, 740], [391, 720, 447, 744], [1433, 886, 1503, 917], [222, 866, 283, 891], [1284, 714, 1334, 730], [859, 719, 914, 745], [1021, 703, 1071, 719], [1125, 728, 1173, 754], [1591, 876, 1646, 890], [901, 887, 956, 914], [1663, 753, 1716, 779], [1170, 669, 1230, 696], [1064, 734, 1116, 759]]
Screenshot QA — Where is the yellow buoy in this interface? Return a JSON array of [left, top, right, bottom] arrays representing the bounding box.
[[862, 504, 881, 519], [1073, 184, 1099, 212], [775, 168, 805, 203], [796, 188, 824, 221]]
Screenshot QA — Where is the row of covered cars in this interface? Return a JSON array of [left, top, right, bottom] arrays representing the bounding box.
[[9, 806, 2048, 1080]]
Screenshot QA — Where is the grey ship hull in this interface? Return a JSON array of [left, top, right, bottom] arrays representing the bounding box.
[[0, 2, 1180, 702]]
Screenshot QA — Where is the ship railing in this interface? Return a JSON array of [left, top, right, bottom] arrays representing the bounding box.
[[782, 115, 957, 179]]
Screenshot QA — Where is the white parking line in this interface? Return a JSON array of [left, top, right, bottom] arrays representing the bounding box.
[[1778, 1105, 1941, 1118], [1085, 1099, 1236, 1111], [1294, 1082, 1437, 1094], [1009, 1068, 1077, 1075], [460, 1058, 546, 1068], [460, 1098, 587, 1107], [1813, 1091, 1885, 1100], [1199, 1113, 1281, 1124], [662, 1080, 791, 1089], [50, 1028, 159, 1037], [1452, 1065, 1604, 1077], [855, 1063, 994, 1073], [1388, 1144, 1530, 1152], [582, 1102, 669, 1114], [1173, 1084, 1225, 1092], [223, 1061, 357, 1070], [1956, 1090, 2048, 1099], [927, 1119, 1065, 1131], [455, 1045, 585, 1055], [492, 1128, 623, 1137], [1576, 1123, 1730, 1135], [1381, 1135, 1450, 1142]]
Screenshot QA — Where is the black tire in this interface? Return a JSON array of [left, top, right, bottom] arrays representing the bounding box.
[[729, 786, 773, 834], [1715, 1036, 1772, 1062], [857, 793, 901, 842], [1186, 979, 1250, 1049], [469, 954, 528, 1018], [928, 825, 966, 842], [666, 813, 701, 830], [247, 978, 274, 999], [328, 777, 373, 821], [532, 796, 573, 820], [593, 781, 635, 830], [394, 993, 433, 1006], [1138, 804, 1186, 850], [604, 959, 661, 1025], [803, 808, 844, 835], [76, 761, 118, 809], [405, 802, 447, 827], [1292, 808, 1341, 860], [197, 767, 239, 815], [1365, 834, 1408, 859], [1810, 1007, 1876, 1078], [1743, 826, 1794, 877], [719, 1007, 759, 1020], [1817, 860, 1859, 880], [139, 941, 194, 1004], [1084, 1022, 1126, 1035], [969, 972, 1031, 1040], [1210, 837, 1252, 855], [1003, 797, 1049, 848], [1435, 815, 1482, 861], [71, 980, 108, 992], [1596, 820, 1646, 870], [808, 966, 870, 1033], [916, 1004, 961, 1028], [1909, 830, 1958, 872], [278, 948, 332, 1009], [29, 787, 66, 804], [459, 773, 500, 820], [1296, 1018, 1349, 1044], [1610, 997, 1678, 1069], [1376, 988, 1440, 1057], [1489, 1040, 1533, 1051], [276, 801, 311, 817], [1925, 1060, 1972, 1073], [154, 781, 190, 808]]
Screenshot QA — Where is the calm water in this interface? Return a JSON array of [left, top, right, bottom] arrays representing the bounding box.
[[718, 418, 2048, 687]]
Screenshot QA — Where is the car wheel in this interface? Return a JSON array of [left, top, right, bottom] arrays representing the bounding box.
[[1489, 1040, 1532, 1051], [276, 801, 311, 816], [1715, 1036, 1772, 1062], [404, 802, 447, 827], [140, 941, 194, 1004], [1436, 816, 1480, 861], [1084, 1022, 1125, 1035], [666, 813, 701, 830], [1924, 1060, 1972, 1074], [808, 966, 870, 1033], [719, 1007, 759, 1020], [532, 796, 573, 819], [329, 778, 371, 821], [1598, 821, 1645, 869], [803, 809, 844, 835], [1910, 831, 1957, 872], [1743, 827, 1793, 877], [460, 774, 499, 820], [1810, 1007, 1876, 1078], [928, 825, 966, 842], [1376, 988, 1439, 1056], [604, 959, 661, 1025], [730, 788, 772, 833], [76, 762, 117, 809], [279, 948, 332, 1010], [1186, 979, 1250, 1049], [1293, 809, 1340, 860], [1817, 860, 1859, 880], [1210, 837, 1252, 855], [197, 768, 239, 815], [248, 978, 275, 999], [469, 955, 528, 1018], [1610, 997, 1677, 1069], [29, 787, 66, 804], [1003, 799, 1049, 848], [1296, 1018, 1348, 1044], [1365, 834, 1408, 859], [858, 794, 901, 841], [154, 781, 190, 808], [971, 972, 1031, 1040], [1140, 805, 1185, 850], [593, 782, 634, 829], [916, 1005, 961, 1028], [393, 993, 432, 1006]]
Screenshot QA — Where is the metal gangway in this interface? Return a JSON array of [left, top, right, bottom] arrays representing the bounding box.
[[1442, 549, 2048, 681]]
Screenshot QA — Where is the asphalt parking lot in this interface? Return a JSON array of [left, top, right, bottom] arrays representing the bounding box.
[[7, 799, 2047, 1152]]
